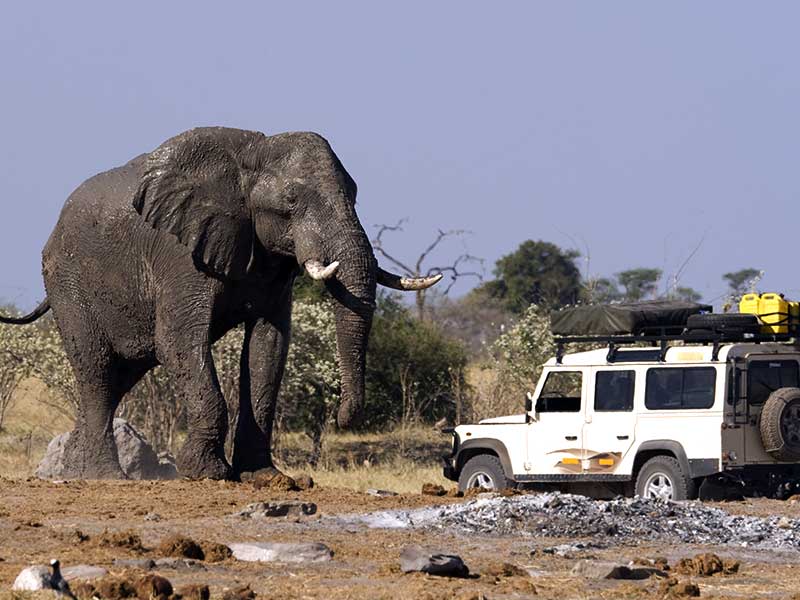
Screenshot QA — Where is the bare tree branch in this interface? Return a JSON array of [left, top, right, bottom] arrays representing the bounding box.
[[371, 219, 484, 320]]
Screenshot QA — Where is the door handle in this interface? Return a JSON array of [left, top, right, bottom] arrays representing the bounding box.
[[565, 435, 577, 441], [616, 435, 629, 440]]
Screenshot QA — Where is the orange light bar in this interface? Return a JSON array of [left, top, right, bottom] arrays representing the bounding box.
[[561, 457, 580, 465], [598, 458, 615, 466]]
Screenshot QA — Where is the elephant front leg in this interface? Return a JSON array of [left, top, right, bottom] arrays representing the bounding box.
[[160, 340, 233, 480], [232, 315, 289, 477]]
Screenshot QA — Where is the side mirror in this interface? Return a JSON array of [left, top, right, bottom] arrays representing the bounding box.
[[525, 392, 537, 423]]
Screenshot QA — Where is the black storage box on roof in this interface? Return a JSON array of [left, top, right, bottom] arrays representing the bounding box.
[[550, 301, 712, 337]]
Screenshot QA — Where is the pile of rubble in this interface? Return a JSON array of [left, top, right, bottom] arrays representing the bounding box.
[[354, 492, 800, 549]]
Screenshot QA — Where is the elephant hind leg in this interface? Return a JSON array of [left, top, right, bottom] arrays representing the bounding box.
[[60, 354, 127, 480]]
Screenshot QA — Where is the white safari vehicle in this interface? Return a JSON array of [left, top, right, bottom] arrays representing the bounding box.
[[443, 302, 800, 501]]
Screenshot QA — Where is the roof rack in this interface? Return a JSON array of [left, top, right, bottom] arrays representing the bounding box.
[[553, 328, 795, 365]]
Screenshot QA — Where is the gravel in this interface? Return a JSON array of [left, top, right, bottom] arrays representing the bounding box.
[[346, 492, 800, 550]]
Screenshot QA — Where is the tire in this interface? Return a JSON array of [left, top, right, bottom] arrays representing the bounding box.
[[458, 454, 508, 493], [760, 387, 800, 461], [685, 313, 761, 333], [635, 455, 695, 501]]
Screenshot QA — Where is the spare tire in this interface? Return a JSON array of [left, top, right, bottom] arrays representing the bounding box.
[[760, 387, 800, 461], [685, 313, 761, 334]]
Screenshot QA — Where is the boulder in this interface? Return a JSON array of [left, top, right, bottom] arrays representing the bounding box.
[[36, 419, 177, 480], [12, 565, 52, 591], [367, 489, 398, 497], [61, 565, 108, 580], [229, 542, 333, 563], [234, 501, 317, 519], [400, 545, 470, 578]]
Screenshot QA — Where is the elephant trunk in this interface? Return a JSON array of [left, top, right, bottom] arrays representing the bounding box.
[[324, 231, 377, 429]]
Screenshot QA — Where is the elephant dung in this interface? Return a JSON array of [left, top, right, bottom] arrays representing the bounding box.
[[36, 419, 177, 480], [234, 501, 317, 519], [229, 542, 333, 563]]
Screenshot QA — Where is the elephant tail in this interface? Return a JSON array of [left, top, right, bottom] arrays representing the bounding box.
[[0, 298, 51, 325]]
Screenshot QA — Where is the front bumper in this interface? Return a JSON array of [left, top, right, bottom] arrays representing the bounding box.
[[441, 429, 459, 481]]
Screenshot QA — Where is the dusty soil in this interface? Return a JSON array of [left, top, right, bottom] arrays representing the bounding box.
[[1, 478, 799, 599]]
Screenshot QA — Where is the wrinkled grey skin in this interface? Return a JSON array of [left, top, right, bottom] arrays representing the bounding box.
[[2, 127, 429, 480]]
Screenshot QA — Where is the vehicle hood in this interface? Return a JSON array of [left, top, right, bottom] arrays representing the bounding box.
[[478, 414, 527, 425]]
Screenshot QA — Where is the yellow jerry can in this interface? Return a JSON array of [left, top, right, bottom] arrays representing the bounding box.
[[739, 293, 760, 317], [759, 293, 790, 334]]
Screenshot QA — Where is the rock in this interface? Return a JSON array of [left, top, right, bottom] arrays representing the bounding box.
[[294, 474, 315, 490], [399, 545, 470, 578], [61, 565, 108, 581], [200, 541, 233, 562], [153, 557, 207, 571], [36, 418, 176, 480], [367, 489, 399, 497], [12, 565, 52, 591], [421, 483, 447, 496], [229, 541, 333, 563], [571, 560, 665, 580], [135, 573, 173, 600], [113, 558, 156, 570], [144, 512, 162, 522], [234, 501, 317, 519], [178, 584, 211, 600], [157, 534, 204, 559]]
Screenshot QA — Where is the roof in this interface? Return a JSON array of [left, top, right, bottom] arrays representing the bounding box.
[[544, 342, 800, 367]]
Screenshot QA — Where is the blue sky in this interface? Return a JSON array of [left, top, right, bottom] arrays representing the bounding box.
[[1, 2, 798, 309]]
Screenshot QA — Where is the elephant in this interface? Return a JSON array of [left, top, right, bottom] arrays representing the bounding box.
[[0, 127, 441, 480]]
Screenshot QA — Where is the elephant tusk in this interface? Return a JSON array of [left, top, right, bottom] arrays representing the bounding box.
[[376, 267, 443, 291], [305, 259, 340, 280]]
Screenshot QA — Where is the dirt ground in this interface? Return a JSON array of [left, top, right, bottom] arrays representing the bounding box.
[[1, 478, 800, 599]]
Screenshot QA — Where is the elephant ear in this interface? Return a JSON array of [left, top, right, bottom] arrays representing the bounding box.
[[132, 131, 253, 279]]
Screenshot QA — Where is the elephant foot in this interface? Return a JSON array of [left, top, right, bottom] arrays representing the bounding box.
[[61, 429, 127, 480], [176, 439, 233, 480]]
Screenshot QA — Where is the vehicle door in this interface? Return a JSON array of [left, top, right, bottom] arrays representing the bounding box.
[[742, 356, 800, 463], [582, 368, 637, 474], [527, 367, 587, 475]]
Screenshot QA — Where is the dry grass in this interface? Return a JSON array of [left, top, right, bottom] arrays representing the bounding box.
[[0, 379, 70, 478], [0, 383, 453, 493]]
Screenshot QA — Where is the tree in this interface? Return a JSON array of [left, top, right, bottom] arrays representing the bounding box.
[[617, 268, 662, 302], [582, 276, 623, 304], [670, 286, 703, 303], [480, 240, 582, 313], [372, 220, 483, 320], [723, 268, 763, 300]]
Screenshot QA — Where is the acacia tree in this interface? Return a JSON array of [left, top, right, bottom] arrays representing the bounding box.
[[372, 219, 483, 320], [478, 240, 582, 313]]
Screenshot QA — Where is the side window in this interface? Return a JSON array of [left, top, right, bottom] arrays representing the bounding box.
[[537, 371, 582, 413], [595, 370, 635, 412], [748, 361, 800, 405], [645, 367, 717, 410]]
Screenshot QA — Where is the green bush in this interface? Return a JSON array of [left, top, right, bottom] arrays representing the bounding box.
[[364, 293, 469, 429]]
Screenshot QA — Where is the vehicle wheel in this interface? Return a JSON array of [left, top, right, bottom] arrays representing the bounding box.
[[458, 455, 508, 493], [635, 455, 695, 501], [760, 387, 800, 461], [685, 313, 761, 333]]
